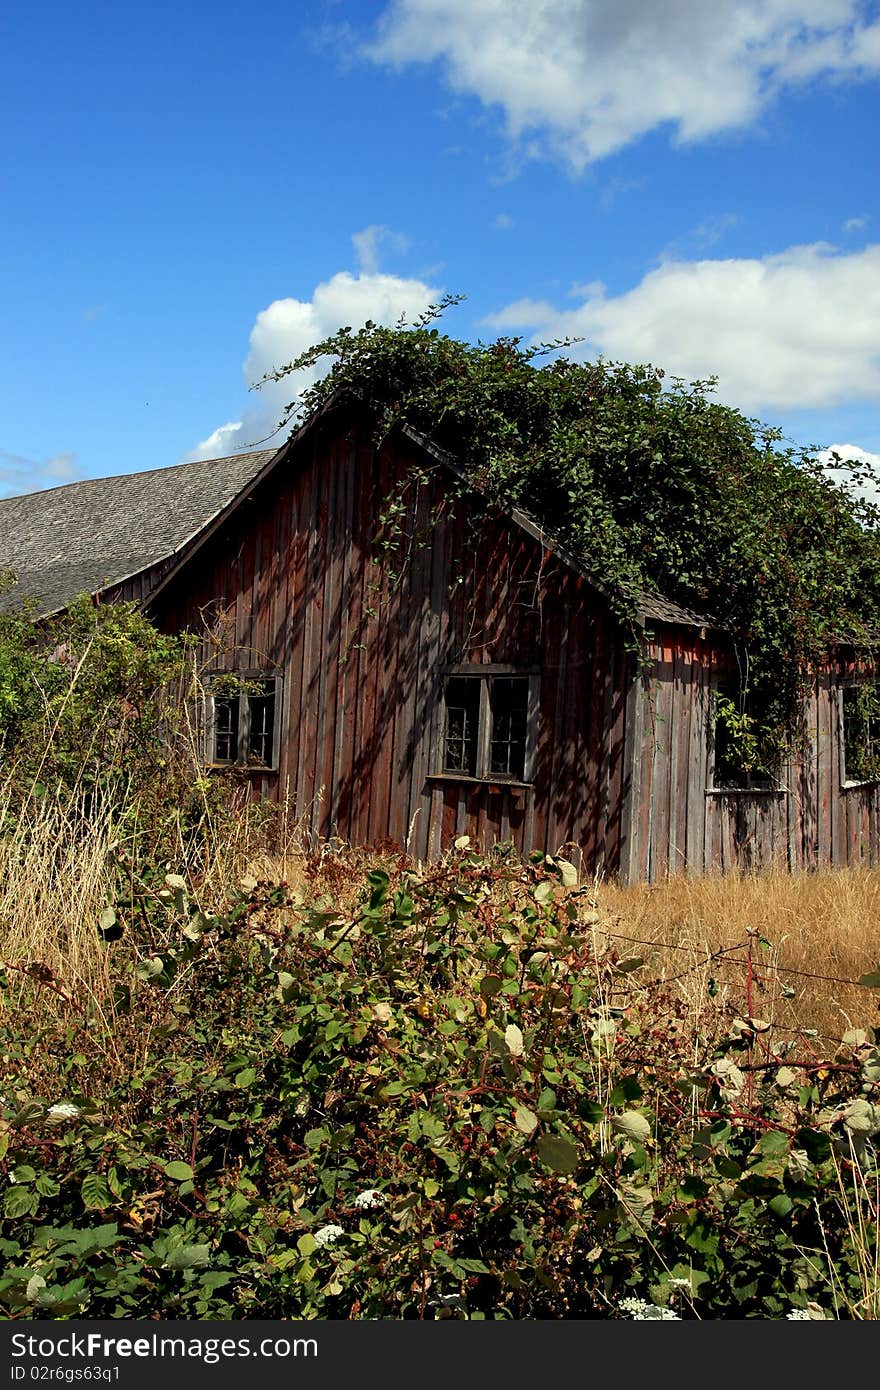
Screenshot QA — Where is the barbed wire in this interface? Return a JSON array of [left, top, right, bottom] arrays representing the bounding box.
[[588, 924, 879, 993]]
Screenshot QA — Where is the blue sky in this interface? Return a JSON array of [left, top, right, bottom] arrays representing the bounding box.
[[2, 0, 879, 497]]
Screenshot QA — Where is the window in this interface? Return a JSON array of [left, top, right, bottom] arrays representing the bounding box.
[[205, 673, 282, 770], [438, 670, 537, 783], [709, 678, 775, 791], [840, 680, 880, 785]]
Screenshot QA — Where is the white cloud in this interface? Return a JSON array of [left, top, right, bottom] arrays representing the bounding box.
[[494, 212, 514, 230], [817, 442, 880, 504], [843, 215, 869, 232], [351, 224, 411, 274], [187, 422, 244, 463], [485, 242, 880, 412], [43, 452, 79, 482], [185, 231, 440, 462], [820, 442, 880, 469], [0, 448, 80, 499], [367, 0, 880, 166]]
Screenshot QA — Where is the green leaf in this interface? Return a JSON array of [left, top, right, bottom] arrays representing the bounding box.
[[479, 975, 503, 998], [4, 1185, 38, 1219], [165, 1243, 211, 1270], [536, 1135, 578, 1173], [514, 1105, 538, 1135], [81, 1174, 113, 1210], [578, 1099, 605, 1123], [611, 1111, 652, 1145], [768, 1194, 793, 1218], [754, 1129, 790, 1157], [10, 1098, 45, 1127], [297, 1233, 317, 1258], [858, 969, 880, 988], [504, 1023, 524, 1057], [137, 956, 164, 982], [843, 1099, 880, 1134], [556, 859, 578, 888], [234, 1067, 257, 1089], [164, 1161, 194, 1182], [97, 906, 123, 940]]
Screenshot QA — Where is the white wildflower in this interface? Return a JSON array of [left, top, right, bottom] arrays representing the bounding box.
[[786, 1309, 811, 1320], [353, 1189, 385, 1210], [46, 1102, 80, 1122], [619, 1296, 681, 1320], [313, 1224, 345, 1247]]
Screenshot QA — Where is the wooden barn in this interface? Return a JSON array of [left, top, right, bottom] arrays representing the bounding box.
[[2, 394, 878, 881]]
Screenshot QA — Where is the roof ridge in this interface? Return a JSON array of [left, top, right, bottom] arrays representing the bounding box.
[[0, 448, 277, 505]]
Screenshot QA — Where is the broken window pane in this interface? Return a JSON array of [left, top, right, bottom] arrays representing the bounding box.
[[842, 682, 880, 783]]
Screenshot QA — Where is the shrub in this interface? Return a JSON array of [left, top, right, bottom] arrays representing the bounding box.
[[2, 850, 877, 1319]]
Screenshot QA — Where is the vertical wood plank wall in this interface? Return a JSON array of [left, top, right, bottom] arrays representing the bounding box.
[[114, 409, 878, 881], [145, 415, 636, 874], [628, 635, 880, 880]]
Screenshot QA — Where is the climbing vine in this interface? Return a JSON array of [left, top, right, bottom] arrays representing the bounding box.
[[258, 297, 880, 772]]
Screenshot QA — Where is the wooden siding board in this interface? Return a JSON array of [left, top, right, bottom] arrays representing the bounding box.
[[645, 642, 673, 880], [668, 644, 686, 874], [544, 578, 569, 856], [686, 642, 708, 875], [329, 435, 357, 837], [617, 648, 643, 884], [144, 408, 878, 881], [817, 668, 832, 868]]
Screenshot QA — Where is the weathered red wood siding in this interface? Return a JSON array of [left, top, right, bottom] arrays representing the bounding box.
[[627, 634, 880, 879], [146, 413, 638, 873], [108, 405, 878, 882]]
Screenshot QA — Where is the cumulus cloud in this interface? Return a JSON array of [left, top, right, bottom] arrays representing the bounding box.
[[818, 441, 880, 501], [366, 0, 880, 166], [0, 448, 80, 499], [186, 231, 439, 462], [484, 241, 880, 412]]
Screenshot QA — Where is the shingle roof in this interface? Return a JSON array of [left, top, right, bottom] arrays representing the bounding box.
[[0, 401, 717, 633], [0, 450, 277, 616]]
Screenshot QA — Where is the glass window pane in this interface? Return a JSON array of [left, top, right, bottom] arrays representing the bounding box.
[[247, 681, 276, 766], [212, 694, 239, 764], [488, 677, 528, 779], [443, 677, 480, 775]]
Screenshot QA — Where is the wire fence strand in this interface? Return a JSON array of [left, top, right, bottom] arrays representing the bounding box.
[[591, 924, 879, 993]]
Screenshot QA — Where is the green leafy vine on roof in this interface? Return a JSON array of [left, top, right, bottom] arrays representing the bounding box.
[[258, 296, 880, 772]]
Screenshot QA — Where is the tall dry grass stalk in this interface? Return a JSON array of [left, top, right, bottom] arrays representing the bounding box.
[[595, 867, 880, 1039], [0, 782, 121, 1010], [0, 772, 307, 1028]]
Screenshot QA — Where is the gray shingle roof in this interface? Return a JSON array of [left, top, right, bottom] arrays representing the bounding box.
[[0, 450, 277, 616]]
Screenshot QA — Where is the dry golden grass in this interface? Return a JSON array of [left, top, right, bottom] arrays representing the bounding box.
[[595, 867, 880, 1041], [0, 785, 120, 1009], [3, 770, 878, 1052]]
